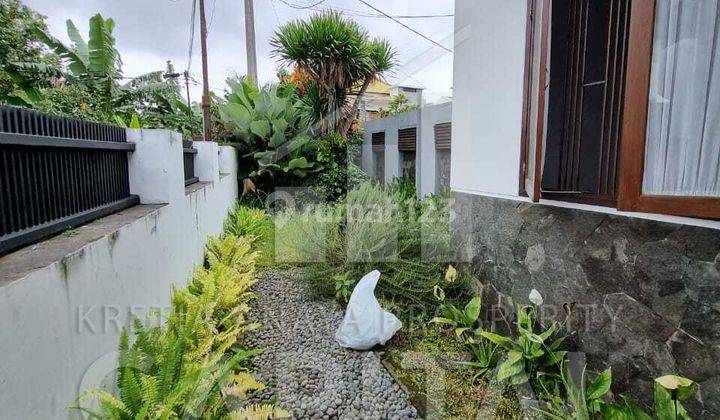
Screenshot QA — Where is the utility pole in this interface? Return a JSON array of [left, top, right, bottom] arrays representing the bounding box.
[[198, 0, 212, 141], [244, 0, 258, 83], [183, 71, 194, 137], [162, 68, 194, 137]]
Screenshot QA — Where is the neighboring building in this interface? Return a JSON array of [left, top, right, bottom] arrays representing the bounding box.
[[356, 80, 392, 121], [355, 81, 425, 122], [452, 0, 720, 414], [361, 102, 451, 197], [390, 85, 424, 108]]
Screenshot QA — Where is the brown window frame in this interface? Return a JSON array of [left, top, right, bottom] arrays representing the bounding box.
[[522, 0, 720, 219], [617, 0, 720, 219]]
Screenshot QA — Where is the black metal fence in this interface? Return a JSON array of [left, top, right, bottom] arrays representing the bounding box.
[[0, 106, 139, 254], [183, 140, 198, 186]]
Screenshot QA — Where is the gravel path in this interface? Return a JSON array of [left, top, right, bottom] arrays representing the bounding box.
[[246, 269, 418, 420]]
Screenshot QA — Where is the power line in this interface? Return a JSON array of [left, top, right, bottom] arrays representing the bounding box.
[[186, 0, 197, 72], [322, 4, 453, 19], [276, 0, 328, 9], [355, 13, 453, 19], [355, 0, 452, 53], [207, 0, 218, 33], [275, 0, 453, 19]]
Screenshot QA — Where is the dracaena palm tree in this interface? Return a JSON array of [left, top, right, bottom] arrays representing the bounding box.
[[271, 11, 395, 136], [338, 39, 394, 136]]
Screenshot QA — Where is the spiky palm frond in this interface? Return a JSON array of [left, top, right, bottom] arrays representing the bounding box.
[[271, 11, 395, 135]]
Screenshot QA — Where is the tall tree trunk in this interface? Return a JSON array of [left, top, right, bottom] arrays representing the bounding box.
[[338, 77, 371, 137]]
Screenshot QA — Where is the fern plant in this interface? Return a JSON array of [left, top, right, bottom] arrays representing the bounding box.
[[206, 234, 259, 274], [224, 205, 272, 239], [223, 205, 275, 267], [78, 230, 286, 419]]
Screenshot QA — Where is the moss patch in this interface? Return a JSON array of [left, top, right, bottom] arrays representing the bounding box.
[[384, 323, 526, 419]]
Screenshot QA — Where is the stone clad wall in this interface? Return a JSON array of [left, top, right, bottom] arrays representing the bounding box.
[[452, 192, 720, 416]]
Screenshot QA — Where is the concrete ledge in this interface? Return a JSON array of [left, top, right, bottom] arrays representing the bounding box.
[[0, 205, 164, 288], [185, 181, 212, 196]]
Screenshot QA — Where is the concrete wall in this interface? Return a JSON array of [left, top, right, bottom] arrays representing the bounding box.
[[418, 102, 452, 197], [362, 105, 451, 196], [0, 130, 238, 419], [451, 0, 528, 197], [453, 192, 720, 417]]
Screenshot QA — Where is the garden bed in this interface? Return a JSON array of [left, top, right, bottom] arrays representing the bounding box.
[[383, 324, 525, 419]]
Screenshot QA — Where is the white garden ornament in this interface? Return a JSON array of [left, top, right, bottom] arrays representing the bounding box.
[[529, 289, 544, 306], [335, 270, 402, 350]]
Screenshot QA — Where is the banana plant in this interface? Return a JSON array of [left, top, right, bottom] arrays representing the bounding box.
[[220, 76, 322, 178], [33, 14, 121, 107]]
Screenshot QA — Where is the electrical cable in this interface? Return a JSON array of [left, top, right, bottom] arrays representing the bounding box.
[[275, 1, 453, 19], [186, 0, 197, 72], [269, 0, 282, 25], [276, 0, 328, 9], [207, 0, 218, 34], [355, 0, 452, 53]]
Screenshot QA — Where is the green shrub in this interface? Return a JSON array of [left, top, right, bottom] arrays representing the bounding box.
[[311, 130, 368, 201], [223, 204, 278, 269], [273, 204, 340, 265], [219, 76, 321, 187], [277, 181, 471, 319], [224, 204, 272, 240]]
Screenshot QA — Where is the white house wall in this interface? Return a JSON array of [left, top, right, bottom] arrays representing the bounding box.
[[451, 0, 528, 197]]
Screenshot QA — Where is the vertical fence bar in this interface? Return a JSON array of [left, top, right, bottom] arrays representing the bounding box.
[[0, 106, 139, 253]]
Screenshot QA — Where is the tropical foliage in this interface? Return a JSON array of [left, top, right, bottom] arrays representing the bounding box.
[[273, 181, 470, 319], [480, 304, 567, 390], [77, 210, 288, 419], [271, 11, 395, 136], [219, 76, 321, 183], [377, 93, 420, 118], [431, 294, 500, 379], [0, 0, 60, 106], [425, 286, 699, 419], [0, 4, 200, 135], [31, 14, 122, 110], [311, 130, 367, 201]]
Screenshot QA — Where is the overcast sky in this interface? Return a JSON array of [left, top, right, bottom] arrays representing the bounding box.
[[23, 0, 455, 103]]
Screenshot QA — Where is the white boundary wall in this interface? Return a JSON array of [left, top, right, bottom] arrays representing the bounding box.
[[362, 104, 451, 197], [0, 129, 238, 419], [418, 103, 452, 196]]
